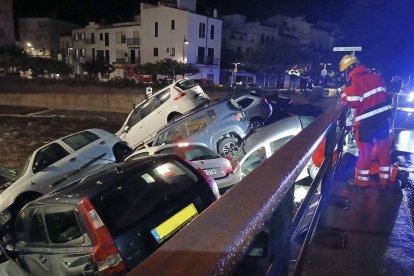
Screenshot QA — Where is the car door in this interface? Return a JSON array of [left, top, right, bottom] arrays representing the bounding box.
[[141, 93, 167, 143], [14, 205, 93, 276], [14, 206, 53, 276], [42, 204, 94, 276], [61, 130, 111, 168], [124, 97, 160, 148], [30, 142, 80, 193]]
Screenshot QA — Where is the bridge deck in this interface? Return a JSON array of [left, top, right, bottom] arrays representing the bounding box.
[[302, 130, 414, 276]]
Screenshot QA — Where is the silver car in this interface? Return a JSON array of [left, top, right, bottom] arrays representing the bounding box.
[[152, 98, 250, 158], [0, 128, 132, 227], [126, 142, 242, 193], [233, 91, 273, 129], [233, 115, 314, 179]]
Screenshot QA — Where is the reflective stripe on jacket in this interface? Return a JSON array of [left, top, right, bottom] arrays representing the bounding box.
[[343, 65, 389, 122]]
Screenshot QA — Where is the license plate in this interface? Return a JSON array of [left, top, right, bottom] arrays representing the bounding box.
[[150, 203, 198, 244], [204, 168, 217, 176]]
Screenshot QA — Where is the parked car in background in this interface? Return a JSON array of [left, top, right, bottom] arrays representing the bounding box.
[[8, 154, 219, 276], [152, 98, 250, 158], [116, 79, 210, 149], [126, 142, 242, 193], [232, 91, 273, 129], [0, 128, 132, 228], [233, 115, 314, 179]]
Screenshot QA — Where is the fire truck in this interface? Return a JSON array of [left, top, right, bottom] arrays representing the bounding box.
[[109, 64, 153, 84]]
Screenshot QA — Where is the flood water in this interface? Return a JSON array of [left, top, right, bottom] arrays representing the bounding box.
[[0, 106, 126, 172]]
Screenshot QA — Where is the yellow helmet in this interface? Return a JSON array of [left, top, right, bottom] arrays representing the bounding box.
[[339, 54, 358, 72]]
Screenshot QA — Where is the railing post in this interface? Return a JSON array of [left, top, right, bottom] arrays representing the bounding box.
[[269, 184, 295, 276]]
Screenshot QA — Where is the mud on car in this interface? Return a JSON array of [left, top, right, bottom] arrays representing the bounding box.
[[152, 98, 250, 158]]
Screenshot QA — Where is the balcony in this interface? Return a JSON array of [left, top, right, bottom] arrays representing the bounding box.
[[127, 37, 140, 47], [196, 56, 220, 65]]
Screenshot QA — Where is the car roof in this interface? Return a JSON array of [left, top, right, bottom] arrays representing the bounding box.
[[242, 115, 305, 153], [25, 155, 184, 206], [155, 98, 241, 133]]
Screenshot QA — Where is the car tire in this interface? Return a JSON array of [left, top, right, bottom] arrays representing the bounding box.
[[168, 113, 182, 123], [250, 118, 264, 130], [218, 137, 240, 158], [11, 193, 42, 219], [113, 142, 133, 162]]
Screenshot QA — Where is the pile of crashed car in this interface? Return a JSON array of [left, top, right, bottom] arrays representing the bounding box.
[[0, 79, 318, 275]]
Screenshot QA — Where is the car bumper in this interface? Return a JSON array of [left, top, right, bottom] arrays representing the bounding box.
[[215, 170, 243, 193]]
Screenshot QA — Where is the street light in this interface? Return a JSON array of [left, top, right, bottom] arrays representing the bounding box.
[[232, 62, 241, 85], [320, 62, 332, 88], [183, 36, 189, 63]]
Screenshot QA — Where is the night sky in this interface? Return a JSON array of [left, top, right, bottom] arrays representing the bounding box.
[[13, 0, 345, 25]]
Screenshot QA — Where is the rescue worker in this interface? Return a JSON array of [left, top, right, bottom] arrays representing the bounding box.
[[339, 54, 392, 189]]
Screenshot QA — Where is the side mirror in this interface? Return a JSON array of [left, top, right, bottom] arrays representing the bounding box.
[[33, 158, 48, 173]]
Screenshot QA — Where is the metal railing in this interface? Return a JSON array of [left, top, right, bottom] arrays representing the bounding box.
[[127, 37, 140, 47], [128, 103, 348, 276]]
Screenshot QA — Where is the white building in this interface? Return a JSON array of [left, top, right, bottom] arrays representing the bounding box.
[[18, 18, 78, 59], [0, 0, 15, 47], [64, 0, 222, 83], [221, 15, 279, 56]]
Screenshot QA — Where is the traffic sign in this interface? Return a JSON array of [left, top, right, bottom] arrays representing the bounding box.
[[333, 46, 362, 52]]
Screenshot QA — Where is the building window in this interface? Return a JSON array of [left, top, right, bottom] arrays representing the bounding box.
[[81, 48, 86, 57], [154, 47, 158, 56], [104, 33, 109, 46], [0, 29, 5, 40], [207, 48, 214, 64], [199, 23, 205, 38], [74, 33, 79, 41], [116, 32, 126, 44], [155, 22, 158, 37], [210, 25, 215, 40], [171, 20, 175, 30], [92, 48, 96, 61], [100, 33, 103, 41], [91, 33, 95, 44], [80, 33, 85, 40], [171, 47, 175, 57], [197, 47, 205, 64], [105, 50, 110, 63]]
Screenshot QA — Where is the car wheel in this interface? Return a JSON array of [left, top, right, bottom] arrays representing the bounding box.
[[168, 113, 182, 123], [11, 193, 42, 218], [250, 118, 264, 130], [218, 137, 240, 158], [113, 142, 133, 162]]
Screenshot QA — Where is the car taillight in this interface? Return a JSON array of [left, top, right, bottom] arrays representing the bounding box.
[[225, 158, 233, 174], [196, 167, 220, 199], [173, 154, 220, 199], [233, 112, 243, 121], [79, 197, 126, 275], [174, 91, 187, 100]]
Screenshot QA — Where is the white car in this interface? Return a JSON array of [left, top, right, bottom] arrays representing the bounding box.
[[116, 79, 210, 149], [233, 115, 314, 181], [0, 128, 132, 227], [126, 142, 242, 193]]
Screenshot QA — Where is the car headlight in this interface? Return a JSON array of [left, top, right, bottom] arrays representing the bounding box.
[[0, 208, 11, 227]]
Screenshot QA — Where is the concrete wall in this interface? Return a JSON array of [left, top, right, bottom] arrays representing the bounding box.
[[0, 83, 146, 114], [0, 82, 227, 113]]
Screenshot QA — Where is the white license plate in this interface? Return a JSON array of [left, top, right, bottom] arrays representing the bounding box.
[[204, 168, 217, 176]]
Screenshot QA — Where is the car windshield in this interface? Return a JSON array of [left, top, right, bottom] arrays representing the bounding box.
[[156, 145, 220, 161], [175, 79, 197, 90]]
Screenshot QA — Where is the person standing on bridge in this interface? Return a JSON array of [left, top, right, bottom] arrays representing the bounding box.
[[339, 54, 392, 189]]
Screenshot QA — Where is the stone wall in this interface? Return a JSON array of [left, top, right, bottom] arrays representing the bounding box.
[[0, 81, 232, 113]]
